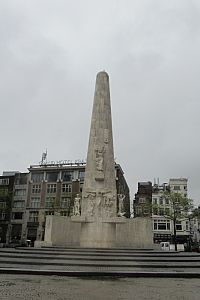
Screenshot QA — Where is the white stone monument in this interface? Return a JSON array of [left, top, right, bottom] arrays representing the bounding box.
[[43, 71, 153, 249], [72, 71, 125, 248]]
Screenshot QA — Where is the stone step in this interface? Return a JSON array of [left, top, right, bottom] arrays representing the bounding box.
[[1, 253, 200, 262], [0, 268, 200, 278], [0, 259, 200, 268], [1, 248, 199, 257], [1, 248, 200, 277]]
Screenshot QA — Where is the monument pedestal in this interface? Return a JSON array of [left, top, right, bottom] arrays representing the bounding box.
[[71, 216, 126, 248], [43, 215, 153, 249], [80, 221, 116, 248]]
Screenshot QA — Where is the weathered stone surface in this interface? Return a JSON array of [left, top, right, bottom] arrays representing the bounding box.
[[43, 71, 154, 249], [44, 216, 153, 248], [81, 71, 117, 221], [77, 71, 120, 247]]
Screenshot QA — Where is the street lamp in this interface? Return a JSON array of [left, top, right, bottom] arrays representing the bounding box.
[[188, 212, 193, 252]]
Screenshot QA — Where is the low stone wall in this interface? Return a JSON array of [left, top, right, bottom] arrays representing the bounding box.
[[44, 216, 81, 247], [44, 216, 153, 248], [116, 218, 153, 248]]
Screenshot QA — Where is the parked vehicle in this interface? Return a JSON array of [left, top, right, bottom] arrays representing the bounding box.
[[160, 242, 184, 251]]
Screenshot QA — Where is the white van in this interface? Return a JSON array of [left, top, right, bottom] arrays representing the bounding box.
[[160, 242, 184, 251], [160, 242, 170, 251]]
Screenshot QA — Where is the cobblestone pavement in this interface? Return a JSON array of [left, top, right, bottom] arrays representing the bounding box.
[[0, 274, 200, 300]]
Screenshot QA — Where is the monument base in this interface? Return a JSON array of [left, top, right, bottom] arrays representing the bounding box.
[[71, 216, 126, 223], [43, 216, 154, 249], [71, 216, 126, 248], [80, 221, 116, 248]]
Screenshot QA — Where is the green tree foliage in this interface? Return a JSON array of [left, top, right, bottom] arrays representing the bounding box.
[[191, 206, 200, 218], [162, 192, 193, 251]]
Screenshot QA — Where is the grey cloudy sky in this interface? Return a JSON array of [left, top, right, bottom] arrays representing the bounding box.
[[0, 0, 200, 205]]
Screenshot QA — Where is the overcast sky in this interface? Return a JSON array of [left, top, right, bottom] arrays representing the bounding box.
[[0, 0, 200, 205]]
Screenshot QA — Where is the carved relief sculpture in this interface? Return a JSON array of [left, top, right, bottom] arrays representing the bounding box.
[[104, 193, 115, 218], [96, 191, 104, 216], [118, 194, 126, 217], [84, 192, 96, 217], [74, 194, 81, 216], [95, 147, 104, 171]]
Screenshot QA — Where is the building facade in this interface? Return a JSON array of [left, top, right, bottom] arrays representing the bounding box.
[[11, 173, 29, 244], [134, 182, 152, 217], [134, 178, 192, 245], [0, 175, 15, 244], [25, 162, 130, 244], [152, 182, 171, 243], [0, 162, 130, 246]]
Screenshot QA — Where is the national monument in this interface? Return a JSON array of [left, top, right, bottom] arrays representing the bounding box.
[[42, 71, 153, 248]]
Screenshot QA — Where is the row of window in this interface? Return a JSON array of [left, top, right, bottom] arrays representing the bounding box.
[[13, 201, 25, 208], [136, 206, 170, 216], [153, 192, 187, 205], [152, 197, 170, 205], [135, 207, 150, 215], [0, 212, 6, 220], [0, 202, 6, 209], [173, 185, 187, 191], [0, 188, 9, 196], [13, 183, 73, 197], [136, 206, 183, 217], [153, 220, 189, 231], [31, 183, 72, 194], [30, 197, 71, 209], [0, 178, 9, 185], [3, 196, 73, 210], [14, 189, 26, 196], [140, 196, 186, 206], [31, 171, 85, 183], [29, 210, 70, 222], [12, 212, 23, 220], [138, 197, 173, 206], [154, 220, 170, 231], [9, 209, 72, 222], [153, 207, 170, 216]]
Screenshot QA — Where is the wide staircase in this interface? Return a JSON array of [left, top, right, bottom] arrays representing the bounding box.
[[0, 247, 200, 277]]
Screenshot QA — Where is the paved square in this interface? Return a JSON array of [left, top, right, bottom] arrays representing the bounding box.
[[0, 275, 200, 300]]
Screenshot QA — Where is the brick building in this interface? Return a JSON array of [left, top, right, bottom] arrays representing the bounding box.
[[134, 182, 152, 217], [10, 173, 29, 244], [25, 162, 130, 243], [0, 174, 15, 244], [134, 178, 192, 245], [0, 162, 130, 246]]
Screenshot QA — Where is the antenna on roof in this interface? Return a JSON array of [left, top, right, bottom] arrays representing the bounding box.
[[41, 149, 47, 164]]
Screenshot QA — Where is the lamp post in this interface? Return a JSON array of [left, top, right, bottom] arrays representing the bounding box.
[[172, 201, 180, 252], [188, 212, 193, 252]]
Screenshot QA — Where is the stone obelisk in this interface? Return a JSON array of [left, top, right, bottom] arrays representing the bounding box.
[[79, 71, 119, 248]]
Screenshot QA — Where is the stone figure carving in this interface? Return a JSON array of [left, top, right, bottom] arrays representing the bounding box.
[[85, 192, 96, 217], [83, 190, 116, 218], [88, 198, 95, 216], [95, 148, 104, 171], [118, 194, 126, 217], [96, 191, 104, 216], [104, 193, 115, 217], [74, 194, 81, 216]]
